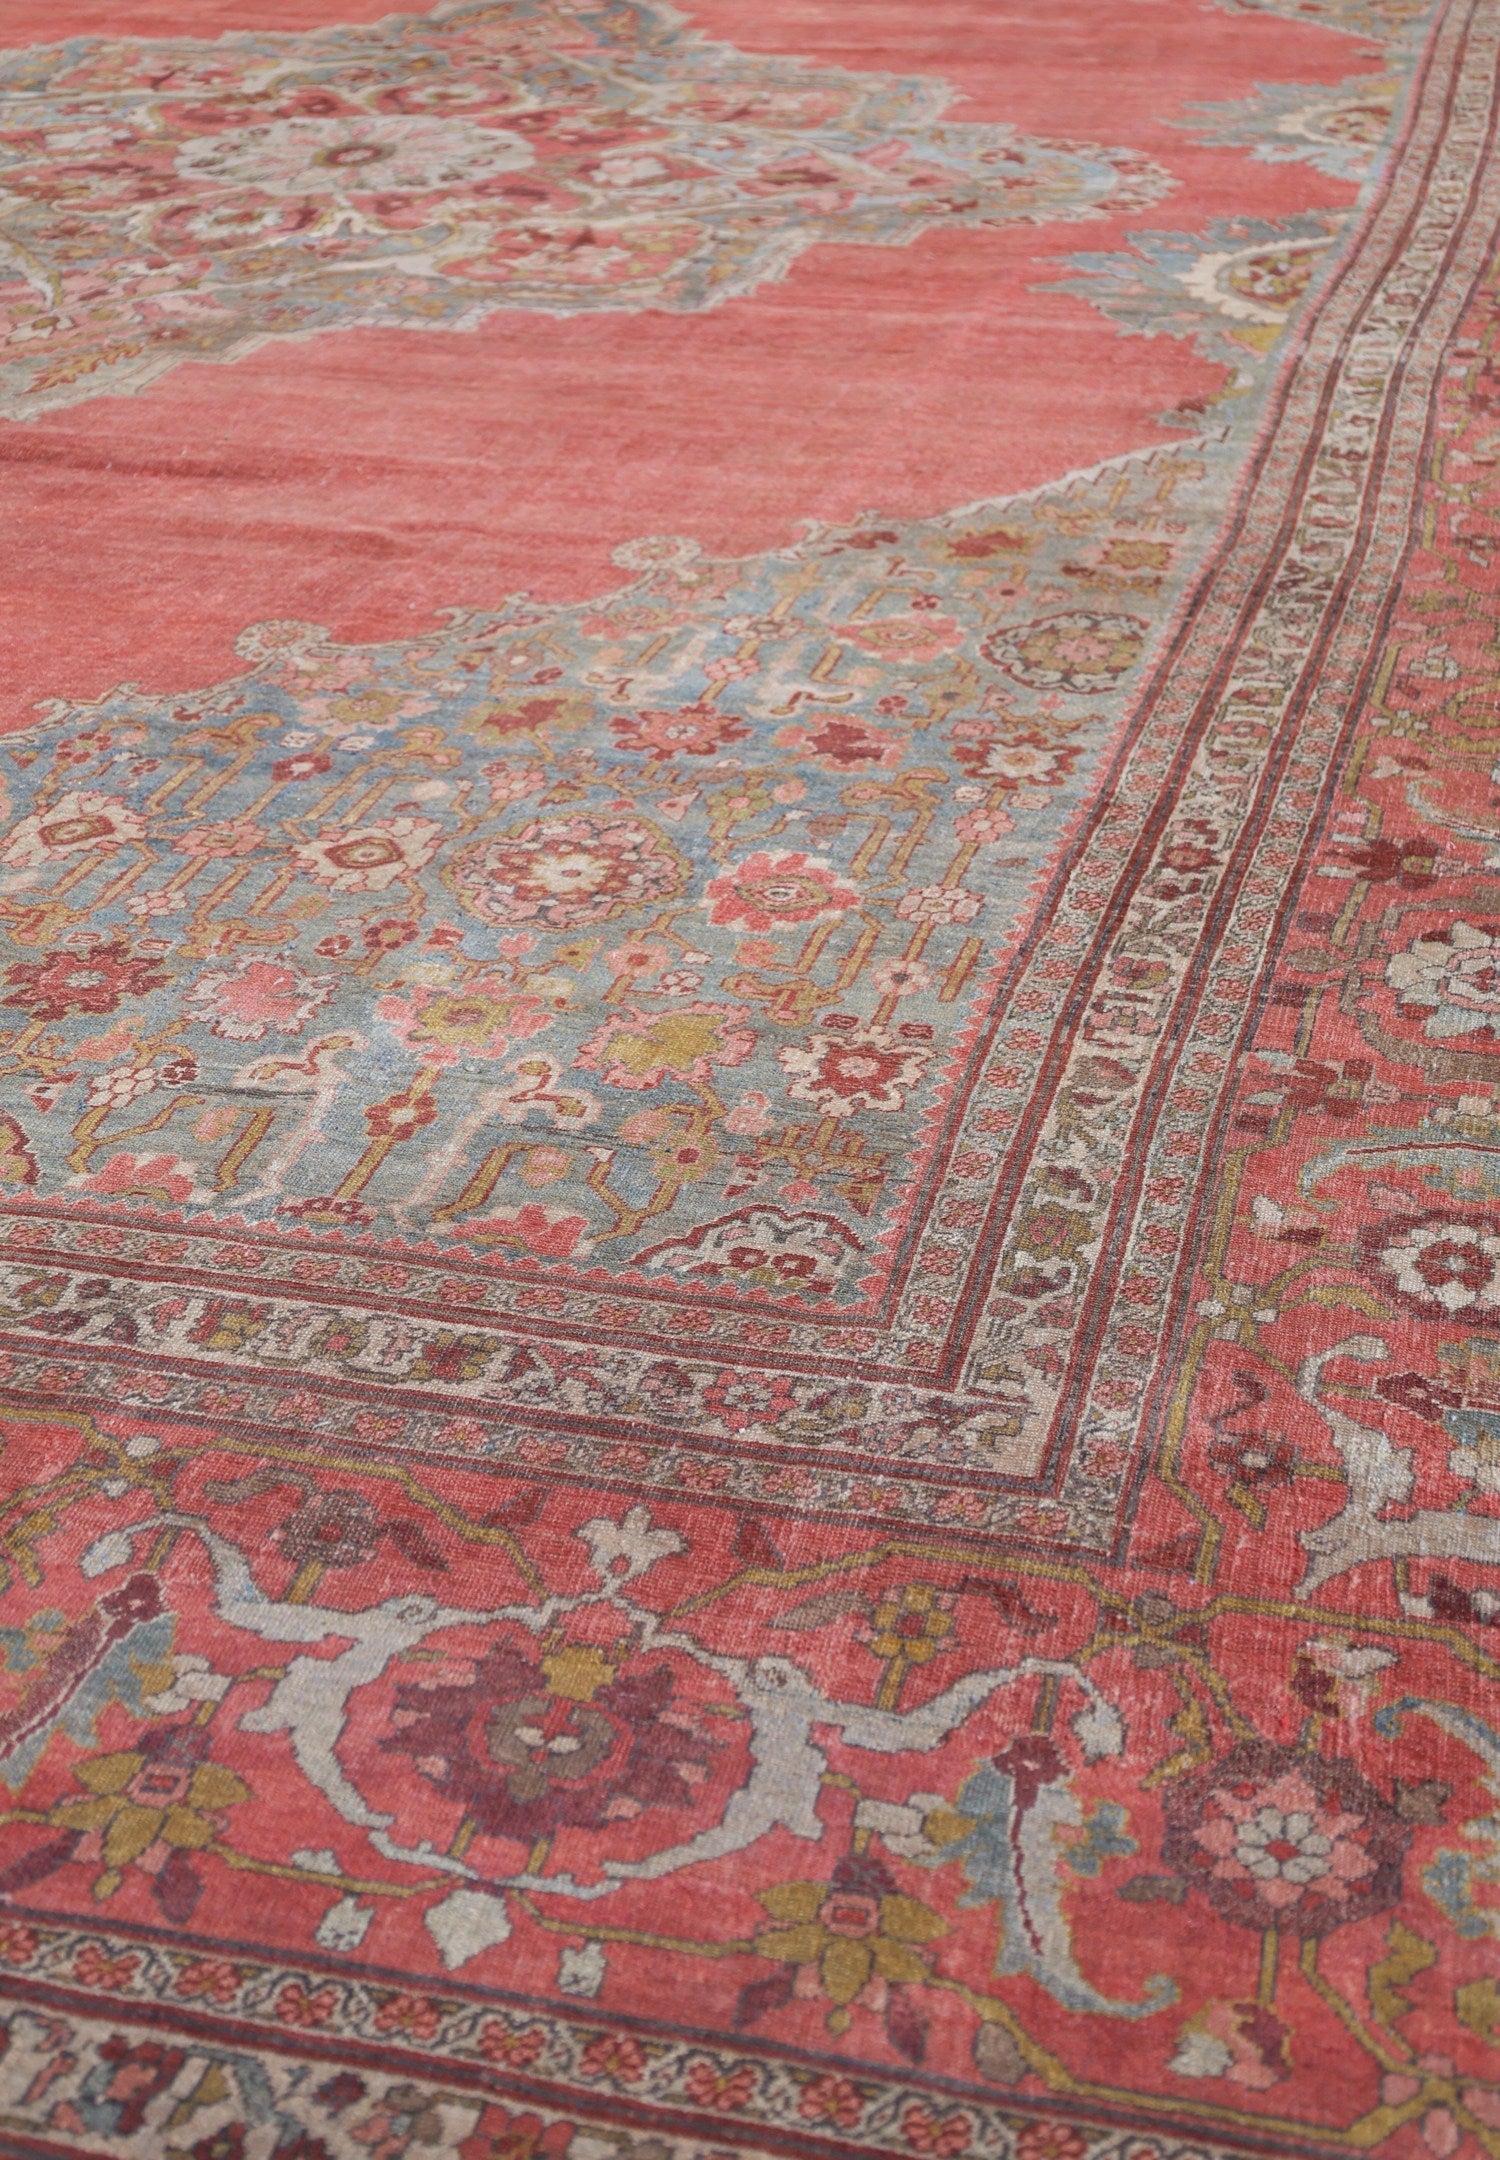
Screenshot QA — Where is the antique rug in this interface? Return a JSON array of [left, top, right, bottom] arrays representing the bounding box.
[[3, 0, 1500, 2152]]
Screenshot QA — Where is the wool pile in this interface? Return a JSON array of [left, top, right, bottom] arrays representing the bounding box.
[[1, 0, 1499, 2154]]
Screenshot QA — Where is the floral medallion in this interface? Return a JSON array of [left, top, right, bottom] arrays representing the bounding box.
[[0, 0, 1169, 417]]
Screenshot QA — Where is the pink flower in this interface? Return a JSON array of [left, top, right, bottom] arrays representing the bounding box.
[[799, 2074, 863, 2128], [896, 885, 984, 925], [954, 805, 1016, 844], [478, 2021, 546, 2066], [174, 1957, 241, 2003], [683, 2061, 759, 2112], [1191, 1766, 1377, 1911], [72, 1944, 139, 1991], [275, 1982, 337, 2027], [81, 1152, 198, 1204], [580, 2033, 647, 2084], [178, 818, 266, 857], [373, 1991, 442, 2040], [901, 2105, 974, 2156], [1015, 2127, 1087, 2160], [186, 958, 336, 1041], [704, 851, 860, 932]]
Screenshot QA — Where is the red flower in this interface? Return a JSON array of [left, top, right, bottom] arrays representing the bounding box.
[[611, 705, 750, 756], [275, 1982, 337, 2027], [363, 917, 419, 952], [364, 1085, 439, 1141], [579, 2033, 647, 2084], [271, 750, 333, 782], [478, 2021, 546, 2067], [72, 1944, 140, 1991], [683, 2060, 758, 2112], [382, 1640, 719, 1842], [3, 941, 166, 1021], [799, 2074, 864, 2128], [373, 1992, 442, 2040], [1016, 2125, 1089, 2160], [174, 1956, 241, 2003], [901, 2105, 974, 2156]]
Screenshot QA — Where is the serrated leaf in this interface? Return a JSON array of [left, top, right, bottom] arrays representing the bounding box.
[[1368, 1921, 1435, 2028]]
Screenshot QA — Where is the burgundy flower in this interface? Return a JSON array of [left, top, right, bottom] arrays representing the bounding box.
[[276, 1491, 383, 1569], [1161, 1741, 1409, 1937], [363, 917, 419, 952], [1206, 1430, 1296, 1486], [1341, 837, 1438, 888], [382, 1640, 718, 1843], [271, 750, 333, 783], [2, 941, 167, 1021]]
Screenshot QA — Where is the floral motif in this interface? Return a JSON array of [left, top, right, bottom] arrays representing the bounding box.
[[1386, 920, 1500, 1039], [186, 959, 337, 1042], [752, 1852, 946, 2032], [382, 1639, 719, 1843], [1161, 1743, 1409, 1936], [778, 1023, 931, 1117], [47, 1726, 251, 1911], [293, 818, 444, 892], [865, 1584, 955, 1666], [703, 852, 861, 933], [981, 611, 1147, 693], [376, 979, 556, 1063], [444, 814, 687, 929], [611, 706, 751, 758], [1, 793, 143, 869], [1, 941, 167, 1022], [575, 1003, 755, 1089], [1365, 1211, 1500, 1320]]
